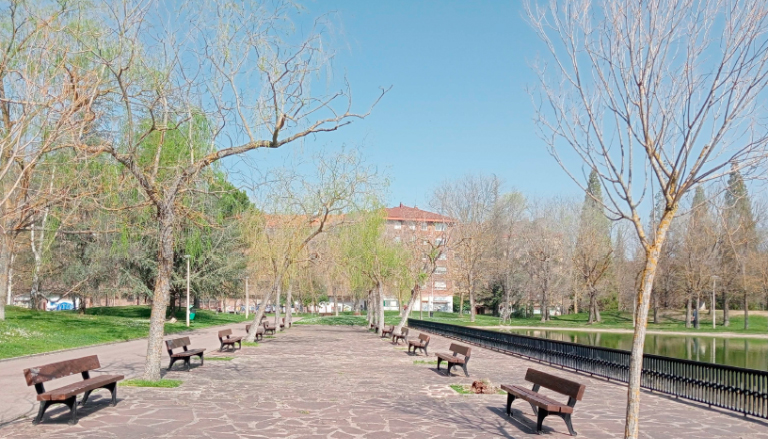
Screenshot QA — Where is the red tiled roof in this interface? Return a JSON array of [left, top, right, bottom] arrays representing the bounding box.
[[385, 203, 455, 223]]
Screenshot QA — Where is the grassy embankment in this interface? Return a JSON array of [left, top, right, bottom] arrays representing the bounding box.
[[415, 310, 768, 333], [0, 305, 259, 360]]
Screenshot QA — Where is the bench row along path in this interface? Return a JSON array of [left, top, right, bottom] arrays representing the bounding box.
[[2, 325, 767, 438], [0, 323, 263, 426]]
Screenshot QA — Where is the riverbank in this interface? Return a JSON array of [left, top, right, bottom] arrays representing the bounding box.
[[483, 325, 768, 339], [413, 310, 768, 334]]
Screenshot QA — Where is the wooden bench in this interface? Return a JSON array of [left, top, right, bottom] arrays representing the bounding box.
[[407, 333, 430, 355], [263, 321, 276, 335], [282, 317, 291, 328], [217, 329, 243, 351], [501, 368, 586, 436], [381, 325, 394, 338], [23, 355, 124, 425], [392, 327, 409, 344], [435, 343, 471, 377], [165, 337, 205, 371], [245, 324, 264, 341]]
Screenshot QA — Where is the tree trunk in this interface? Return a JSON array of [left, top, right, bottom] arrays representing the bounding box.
[[274, 282, 282, 331], [652, 293, 659, 324], [395, 287, 420, 334], [573, 289, 579, 314], [376, 281, 385, 336], [694, 295, 700, 329], [624, 213, 673, 439], [366, 290, 372, 326], [685, 297, 692, 329], [0, 231, 14, 319], [245, 274, 280, 342], [285, 283, 293, 328], [468, 272, 476, 322], [723, 291, 730, 327], [743, 291, 749, 330], [458, 292, 464, 316], [142, 207, 176, 381], [540, 288, 548, 323]]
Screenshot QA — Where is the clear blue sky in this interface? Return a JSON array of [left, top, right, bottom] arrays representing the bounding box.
[[239, 1, 583, 209]]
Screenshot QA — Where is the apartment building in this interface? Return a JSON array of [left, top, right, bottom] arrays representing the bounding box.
[[384, 203, 455, 312]]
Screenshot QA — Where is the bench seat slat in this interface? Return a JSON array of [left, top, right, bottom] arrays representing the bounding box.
[[171, 348, 206, 358], [500, 384, 573, 414], [435, 353, 465, 364], [221, 336, 243, 343], [38, 374, 124, 401]]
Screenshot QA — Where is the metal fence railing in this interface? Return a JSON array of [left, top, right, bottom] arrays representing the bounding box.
[[407, 319, 768, 419]]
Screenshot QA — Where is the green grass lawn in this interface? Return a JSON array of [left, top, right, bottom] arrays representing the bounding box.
[[412, 310, 768, 334], [0, 306, 251, 360], [294, 311, 405, 327]]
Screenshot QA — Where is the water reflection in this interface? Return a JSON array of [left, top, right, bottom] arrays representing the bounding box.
[[502, 329, 768, 371]]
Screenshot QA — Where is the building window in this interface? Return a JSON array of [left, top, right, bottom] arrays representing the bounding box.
[[438, 253, 447, 260], [435, 222, 446, 231], [435, 266, 447, 274], [408, 222, 416, 230], [421, 222, 428, 231], [410, 235, 417, 242], [434, 281, 447, 290], [394, 221, 402, 230], [435, 238, 444, 245]]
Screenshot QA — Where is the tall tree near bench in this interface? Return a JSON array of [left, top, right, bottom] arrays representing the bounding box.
[[71, 1, 384, 380], [527, 1, 768, 437]]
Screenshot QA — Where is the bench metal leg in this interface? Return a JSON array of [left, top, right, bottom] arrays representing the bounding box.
[[107, 382, 118, 406], [560, 413, 577, 436], [33, 400, 52, 425], [536, 408, 549, 435], [506, 393, 516, 417], [185, 357, 191, 371], [198, 353, 204, 366], [446, 363, 454, 376], [436, 357, 442, 372], [65, 396, 78, 425], [81, 390, 93, 406], [169, 357, 179, 370]]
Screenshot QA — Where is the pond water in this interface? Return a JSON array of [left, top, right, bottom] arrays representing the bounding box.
[[499, 329, 768, 371]]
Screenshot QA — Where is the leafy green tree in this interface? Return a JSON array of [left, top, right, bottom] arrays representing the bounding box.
[[574, 170, 612, 323], [721, 170, 757, 328]]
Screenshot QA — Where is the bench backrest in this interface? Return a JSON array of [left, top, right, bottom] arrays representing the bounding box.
[[449, 343, 471, 358], [418, 333, 430, 343], [264, 321, 275, 328], [24, 355, 100, 386], [525, 368, 586, 401], [165, 337, 192, 352], [218, 329, 232, 339]]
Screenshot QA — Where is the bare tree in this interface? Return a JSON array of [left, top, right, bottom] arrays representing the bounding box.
[[67, 0, 387, 380], [527, 1, 768, 436], [241, 150, 380, 342], [432, 174, 499, 322]]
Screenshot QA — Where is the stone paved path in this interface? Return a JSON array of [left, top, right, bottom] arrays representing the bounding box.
[[1, 325, 767, 438]]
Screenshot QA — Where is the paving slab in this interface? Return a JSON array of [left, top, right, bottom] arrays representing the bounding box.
[[1, 325, 766, 438]]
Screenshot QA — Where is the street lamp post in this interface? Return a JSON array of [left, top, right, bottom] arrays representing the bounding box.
[[185, 255, 191, 327], [711, 275, 719, 329], [245, 276, 250, 319]]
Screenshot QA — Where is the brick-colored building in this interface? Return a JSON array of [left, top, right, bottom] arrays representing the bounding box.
[[384, 203, 455, 312]]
